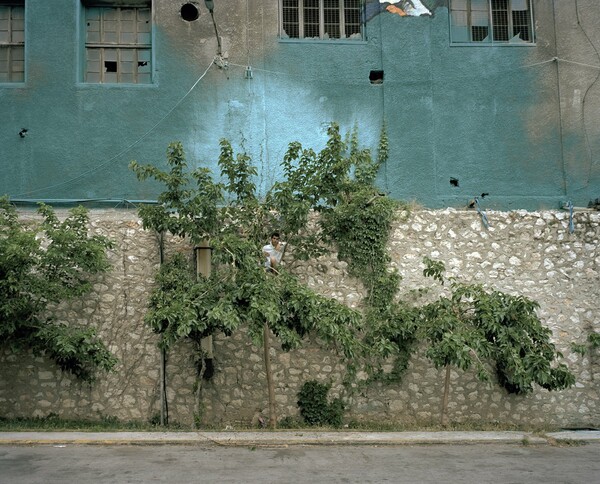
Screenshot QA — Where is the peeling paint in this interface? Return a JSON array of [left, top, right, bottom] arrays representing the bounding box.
[[379, 0, 431, 17], [365, 0, 432, 22]]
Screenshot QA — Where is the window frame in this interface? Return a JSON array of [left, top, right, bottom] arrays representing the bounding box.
[[81, 1, 154, 85], [279, 0, 366, 43], [449, 0, 536, 46], [0, 0, 25, 84]]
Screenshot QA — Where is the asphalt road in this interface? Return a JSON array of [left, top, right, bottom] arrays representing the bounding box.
[[1, 443, 599, 483]]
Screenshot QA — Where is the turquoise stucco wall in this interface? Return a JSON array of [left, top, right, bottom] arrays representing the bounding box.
[[1, 1, 598, 210]]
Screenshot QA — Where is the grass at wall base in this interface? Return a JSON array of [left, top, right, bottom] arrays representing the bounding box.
[[0, 413, 581, 433]]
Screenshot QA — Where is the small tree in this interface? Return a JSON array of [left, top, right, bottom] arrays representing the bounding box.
[[420, 257, 575, 426], [0, 196, 116, 382], [131, 128, 370, 428]]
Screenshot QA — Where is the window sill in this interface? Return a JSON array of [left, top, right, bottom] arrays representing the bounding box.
[[278, 38, 367, 45], [76, 82, 157, 88], [450, 42, 537, 47]]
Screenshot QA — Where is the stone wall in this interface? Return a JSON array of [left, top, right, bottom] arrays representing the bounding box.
[[1, 208, 598, 428]]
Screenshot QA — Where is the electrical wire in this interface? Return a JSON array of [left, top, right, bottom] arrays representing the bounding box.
[[226, 56, 596, 85], [575, 0, 600, 189], [378, 3, 389, 194], [11, 46, 599, 200], [474, 197, 490, 229], [229, 57, 560, 84], [209, 10, 222, 56], [246, 0, 251, 68], [557, 58, 600, 70], [12, 59, 216, 199], [552, 0, 567, 196]]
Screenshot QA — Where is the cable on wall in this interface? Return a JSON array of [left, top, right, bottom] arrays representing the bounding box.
[[377, 2, 389, 194], [13, 52, 597, 202], [552, 0, 568, 197], [13, 55, 587, 201], [575, 0, 600, 189], [12, 59, 216, 200], [244, 0, 252, 78]]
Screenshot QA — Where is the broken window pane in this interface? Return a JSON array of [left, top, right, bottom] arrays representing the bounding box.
[[280, 0, 365, 41], [512, 7, 531, 42], [84, 3, 152, 84], [0, 3, 24, 83], [104, 61, 117, 72], [344, 0, 362, 38], [282, 0, 300, 38], [450, 0, 533, 45]]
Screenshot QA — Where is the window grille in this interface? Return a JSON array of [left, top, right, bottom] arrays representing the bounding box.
[[83, 2, 152, 84], [449, 0, 534, 44], [281, 0, 364, 41], [0, 1, 25, 83]]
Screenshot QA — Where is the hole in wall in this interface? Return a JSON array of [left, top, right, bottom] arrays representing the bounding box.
[[450, 178, 459, 187], [180, 3, 200, 22], [369, 70, 384, 84], [104, 61, 117, 72]]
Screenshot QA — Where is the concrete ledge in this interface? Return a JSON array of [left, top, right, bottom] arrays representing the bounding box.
[[546, 431, 600, 443], [0, 430, 558, 446]]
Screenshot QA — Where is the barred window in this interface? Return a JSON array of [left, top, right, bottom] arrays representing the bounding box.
[[0, 1, 25, 83], [450, 0, 534, 44], [281, 0, 364, 41], [83, 1, 152, 84]]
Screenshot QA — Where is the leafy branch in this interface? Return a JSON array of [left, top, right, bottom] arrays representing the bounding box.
[[0, 196, 116, 382], [130, 130, 370, 427], [419, 258, 575, 425]]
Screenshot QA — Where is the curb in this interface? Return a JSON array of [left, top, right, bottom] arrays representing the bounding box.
[[4, 430, 599, 446]]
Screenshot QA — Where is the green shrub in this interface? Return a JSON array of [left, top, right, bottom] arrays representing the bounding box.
[[297, 380, 345, 427]]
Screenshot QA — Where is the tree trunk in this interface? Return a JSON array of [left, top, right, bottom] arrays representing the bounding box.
[[158, 231, 168, 426], [194, 240, 212, 429], [440, 365, 451, 427], [263, 322, 277, 429], [160, 345, 168, 426], [193, 343, 205, 430]]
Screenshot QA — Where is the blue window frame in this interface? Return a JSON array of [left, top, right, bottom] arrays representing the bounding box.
[[0, 1, 25, 83], [280, 0, 364, 41], [450, 0, 534, 45], [82, 1, 152, 84]]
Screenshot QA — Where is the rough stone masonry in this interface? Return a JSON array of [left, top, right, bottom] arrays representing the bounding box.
[[0, 208, 598, 428]]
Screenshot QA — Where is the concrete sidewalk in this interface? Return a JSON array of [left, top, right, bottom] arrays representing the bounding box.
[[1, 430, 599, 446]]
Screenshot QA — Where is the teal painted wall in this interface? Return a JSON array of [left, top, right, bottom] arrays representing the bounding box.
[[1, 1, 598, 210]]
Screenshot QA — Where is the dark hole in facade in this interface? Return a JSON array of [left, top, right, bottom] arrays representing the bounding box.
[[180, 3, 199, 22], [104, 61, 117, 72], [138, 61, 148, 67], [450, 178, 459, 187], [369, 70, 384, 84]]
